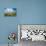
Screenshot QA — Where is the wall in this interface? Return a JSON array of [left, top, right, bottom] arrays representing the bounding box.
[[0, 0, 46, 44], [0, 0, 18, 44], [19, 0, 46, 24]]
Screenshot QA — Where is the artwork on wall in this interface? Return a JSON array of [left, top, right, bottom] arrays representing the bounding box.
[[4, 8, 16, 16]]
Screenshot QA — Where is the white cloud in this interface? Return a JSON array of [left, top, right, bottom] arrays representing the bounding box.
[[4, 8, 14, 13]]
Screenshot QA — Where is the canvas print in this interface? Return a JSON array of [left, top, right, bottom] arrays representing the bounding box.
[[4, 8, 16, 16]]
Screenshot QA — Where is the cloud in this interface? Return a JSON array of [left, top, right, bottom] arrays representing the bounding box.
[[4, 8, 14, 13]]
